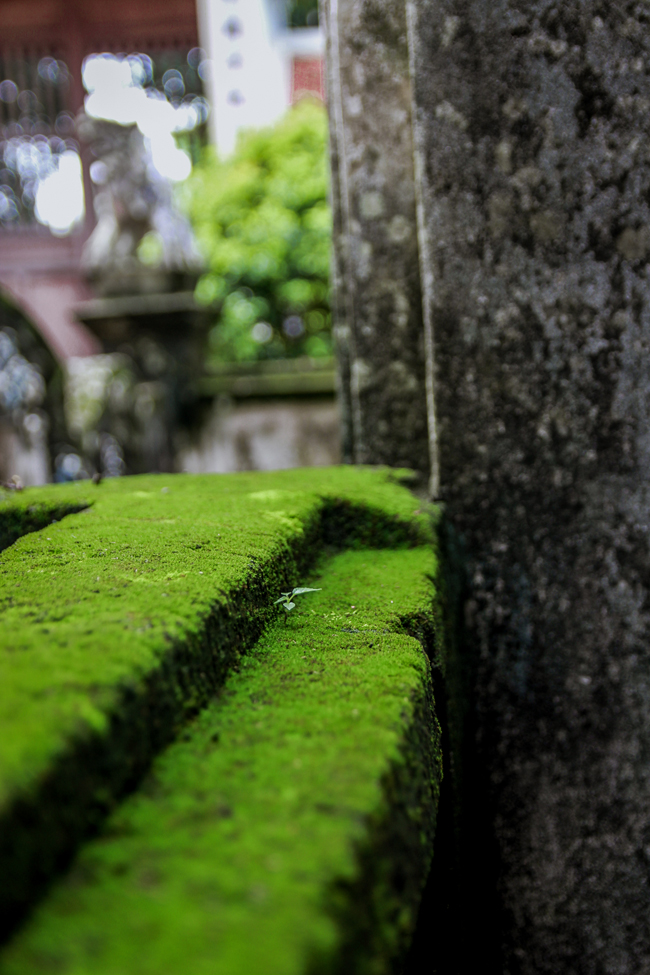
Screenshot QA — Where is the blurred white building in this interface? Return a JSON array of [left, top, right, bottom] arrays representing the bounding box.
[[196, 0, 324, 155]]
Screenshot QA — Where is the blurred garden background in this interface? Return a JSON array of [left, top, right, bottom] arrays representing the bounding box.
[[0, 0, 337, 486]]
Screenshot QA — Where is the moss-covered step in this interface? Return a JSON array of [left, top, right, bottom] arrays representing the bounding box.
[[0, 547, 440, 975], [0, 468, 430, 941]]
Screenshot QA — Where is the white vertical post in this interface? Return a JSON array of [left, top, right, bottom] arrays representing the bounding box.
[[196, 0, 291, 155]]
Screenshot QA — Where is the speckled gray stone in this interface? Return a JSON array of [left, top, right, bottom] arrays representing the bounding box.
[[326, 0, 650, 970], [407, 1, 650, 972], [322, 0, 431, 474]]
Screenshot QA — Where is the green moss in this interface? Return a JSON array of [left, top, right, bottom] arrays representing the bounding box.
[[0, 467, 432, 939], [0, 548, 440, 975]]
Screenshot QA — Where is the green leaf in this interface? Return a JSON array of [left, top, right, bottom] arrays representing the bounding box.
[[273, 596, 288, 605], [291, 587, 322, 596], [283, 601, 296, 611]]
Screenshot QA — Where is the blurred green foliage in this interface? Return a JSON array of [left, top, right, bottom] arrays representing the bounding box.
[[287, 0, 319, 27], [184, 100, 331, 364]]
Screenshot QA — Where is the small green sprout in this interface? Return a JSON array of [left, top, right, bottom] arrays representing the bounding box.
[[274, 587, 322, 613]]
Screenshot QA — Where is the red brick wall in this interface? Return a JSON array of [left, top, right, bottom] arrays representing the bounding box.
[[291, 57, 324, 103]]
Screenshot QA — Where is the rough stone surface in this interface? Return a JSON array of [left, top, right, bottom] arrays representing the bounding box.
[[322, 0, 431, 474], [406, 1, 650, 971]]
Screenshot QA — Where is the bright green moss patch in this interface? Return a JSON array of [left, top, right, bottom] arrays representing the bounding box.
[[0, 549, 440, 975], [0, 467, 431, 940]]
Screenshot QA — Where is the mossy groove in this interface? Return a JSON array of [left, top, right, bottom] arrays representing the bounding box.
[[0, 548, 440, 975], [0, 469, 431, 946], [0, 533, 317, 942], [0, 497, 89, 553]]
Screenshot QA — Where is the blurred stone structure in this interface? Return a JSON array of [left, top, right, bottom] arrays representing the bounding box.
[[324, 1, 650, 972], [0, 0, 207, 478], [72, 294, 205, 476], [79, 115, 203, 296], [323, 0, 430, 475], [0, 0, 200, 361], [182, 356, 339, 472], [0, 295, 66, 485], [67, 110, 206, 476]]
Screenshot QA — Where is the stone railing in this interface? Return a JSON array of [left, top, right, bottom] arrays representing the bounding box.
[[182, 357, 340, 474]]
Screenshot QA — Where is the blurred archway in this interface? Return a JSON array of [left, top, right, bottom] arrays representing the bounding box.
[[0, 0, 202, 362]]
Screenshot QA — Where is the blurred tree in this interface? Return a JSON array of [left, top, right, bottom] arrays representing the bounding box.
[[183, 100, 331, 363], [286, 0, 320, 27]]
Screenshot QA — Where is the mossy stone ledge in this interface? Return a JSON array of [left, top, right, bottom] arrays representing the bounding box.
[[0, 467, 441, 972]]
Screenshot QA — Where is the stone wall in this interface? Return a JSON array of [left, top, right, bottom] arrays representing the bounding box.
[[325, 0, 650, 971], [323, 0, 432, 477], [178, 397, 340, 473]]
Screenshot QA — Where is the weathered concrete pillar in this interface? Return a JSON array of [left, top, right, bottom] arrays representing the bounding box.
[[405, 2, 650, 972], [322, 0, 433, 476]]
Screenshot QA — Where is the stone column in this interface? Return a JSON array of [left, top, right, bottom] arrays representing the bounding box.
[[407, 1, 650, 971], [322, 0, 433, 477]]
